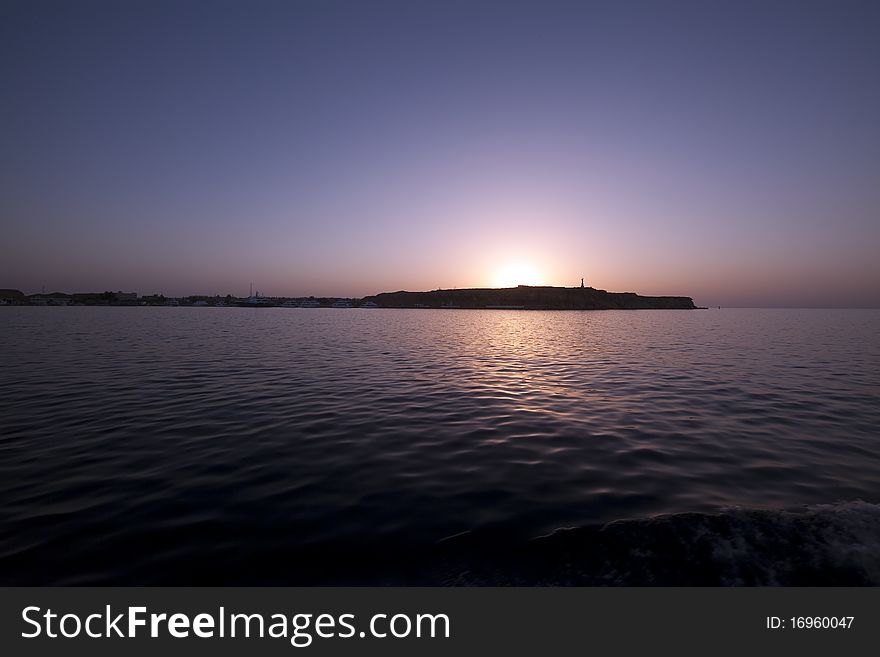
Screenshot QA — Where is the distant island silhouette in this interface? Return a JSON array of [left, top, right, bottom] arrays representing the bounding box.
[[1, 285, 699, 309], [367, 285, 699, 310]]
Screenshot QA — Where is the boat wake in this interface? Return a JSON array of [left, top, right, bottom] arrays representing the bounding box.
[[432, 501, 880, 585]]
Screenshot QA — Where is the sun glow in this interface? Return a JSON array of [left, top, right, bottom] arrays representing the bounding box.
[[493, 262, 544, 288]]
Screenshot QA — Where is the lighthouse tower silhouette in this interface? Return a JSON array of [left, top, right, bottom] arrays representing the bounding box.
[[580, 277, 585, 288]]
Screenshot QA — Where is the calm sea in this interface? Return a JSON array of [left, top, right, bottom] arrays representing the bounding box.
[[2, 307, 879, 584]]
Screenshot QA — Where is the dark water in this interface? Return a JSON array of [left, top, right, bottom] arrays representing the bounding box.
[[2, 307, 879, 585]]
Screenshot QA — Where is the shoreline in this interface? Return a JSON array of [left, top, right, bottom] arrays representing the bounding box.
[[2, 285, 700, 310]]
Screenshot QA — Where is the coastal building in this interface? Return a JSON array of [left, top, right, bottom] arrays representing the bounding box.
[[68, 291, 137, 305], [28, 294, 70, 306]]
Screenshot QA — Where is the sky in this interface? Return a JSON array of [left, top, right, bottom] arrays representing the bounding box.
[[1, 0, 878, 306]]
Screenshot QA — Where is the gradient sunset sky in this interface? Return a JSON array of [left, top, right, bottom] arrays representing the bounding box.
[[2, 0, 878, 307]]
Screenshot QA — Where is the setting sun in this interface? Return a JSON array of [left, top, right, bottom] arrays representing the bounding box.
[[493, 263, 544, 288]]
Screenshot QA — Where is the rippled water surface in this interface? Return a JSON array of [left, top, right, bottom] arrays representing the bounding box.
[[2, 307, 879, 584]]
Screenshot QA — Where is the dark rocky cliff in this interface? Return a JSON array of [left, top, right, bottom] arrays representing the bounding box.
[[367, 286, 698, 310]]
